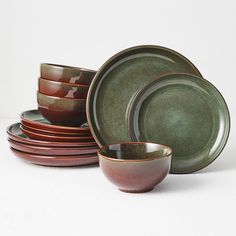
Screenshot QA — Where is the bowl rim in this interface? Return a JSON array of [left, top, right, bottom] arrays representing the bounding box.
[[39, 77, 90, 87], [98, 142, 173, 162], [41, 63, 97, 73]]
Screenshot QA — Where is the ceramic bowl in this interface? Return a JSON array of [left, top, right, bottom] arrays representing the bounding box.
[[40, 63, 96, 85], [37, 92, 86, 126], [38, 78, 89, 99], [98, 142, 172, 193]]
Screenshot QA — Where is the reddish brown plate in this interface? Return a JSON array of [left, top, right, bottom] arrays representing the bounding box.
[[7, 123, 97, 147], [21, 125, 94, 142], [9, 139, 98, 156], [21, 110, 90, 134], [11, 148, 98, 167], [21, 121, 91, 136]]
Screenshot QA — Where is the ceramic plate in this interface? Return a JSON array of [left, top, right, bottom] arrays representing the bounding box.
[[128, 73, 230, 173], [87, 45, 201, 146], [7, 123, 97, 147], [8, 139, 98, 156], [11, 148, 98, 167], [20, 125, 94, 142], [21, 122, 91, 136], [21, 110, 90, 134]]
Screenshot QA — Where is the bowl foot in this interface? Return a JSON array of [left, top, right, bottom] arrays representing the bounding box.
[[119, 188, 154, 193]]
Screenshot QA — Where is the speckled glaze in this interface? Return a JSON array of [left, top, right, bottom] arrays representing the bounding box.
[[41, 63, 96, 85], [7, 123, 97, 147], [87, 45, 202, 147], [21, 125, 94, 142], [98, 142, 172, 193], [37, 92, 86, 126], [8, 138, 98, 156], [128, 73, 230, 174], [21, 110, 90, 134], [38, 78, 89, 99], [11, 148, 98, 167]]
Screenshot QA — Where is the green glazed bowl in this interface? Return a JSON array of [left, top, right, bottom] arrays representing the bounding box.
[[37, 92, 86, 126], [38, 78, 89, 99], [40, 63, 96, 85], [98, 142, 172, 193]]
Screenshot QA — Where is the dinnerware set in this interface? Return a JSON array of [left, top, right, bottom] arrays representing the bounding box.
[[7, 45, 230, 193]]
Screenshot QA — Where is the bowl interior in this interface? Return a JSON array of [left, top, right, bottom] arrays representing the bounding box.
[[99, 142, 172, 161]]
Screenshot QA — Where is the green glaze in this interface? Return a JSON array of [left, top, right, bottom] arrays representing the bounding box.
[[128, 73, 230, 173], [87, 45, 201, 147]]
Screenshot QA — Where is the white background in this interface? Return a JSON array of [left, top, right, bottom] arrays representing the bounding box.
[[0, 0, 236, 235]]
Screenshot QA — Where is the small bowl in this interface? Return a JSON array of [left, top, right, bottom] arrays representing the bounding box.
[[40, 63, 96, 85], [38, 78, 89, 99], [98, 142, 172, 193], [37, 92, 86, 126]]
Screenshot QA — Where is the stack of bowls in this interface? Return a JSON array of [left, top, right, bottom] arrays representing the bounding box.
[[38, 63, 96, 126], [7, 64, 99, 167]]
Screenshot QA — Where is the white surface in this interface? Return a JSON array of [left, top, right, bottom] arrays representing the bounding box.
[[1, 0, 236, 235]]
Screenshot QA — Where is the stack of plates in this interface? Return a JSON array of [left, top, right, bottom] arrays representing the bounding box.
[[7, 110, 99, 166]]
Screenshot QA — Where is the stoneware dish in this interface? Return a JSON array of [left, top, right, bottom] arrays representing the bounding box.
[[40, 63, 96, 85], [11, 148, 98, 167], [128, 73, 230, 174], [98, 142, 172, 193], [38, 78, 89, 99], [21, 122, 91, 136], [37, 92, 86, 126], [21, 125, 94, 142], [87, 45, 202, 147], [21, 110, 90, 134], [8, 138, 98, 156], [7, 123, 97, 147]]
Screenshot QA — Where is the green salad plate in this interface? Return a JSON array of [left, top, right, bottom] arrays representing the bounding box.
[[128, 73, 230, 173]]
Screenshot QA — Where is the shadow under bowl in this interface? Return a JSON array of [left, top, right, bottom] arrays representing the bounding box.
[[40, 63, 96, 85], [38, 78, 89, 99], [98, 142, 172, 193], [37, 92, 87, 126]]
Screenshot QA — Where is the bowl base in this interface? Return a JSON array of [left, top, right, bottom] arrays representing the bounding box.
[[119, 188, 154, 193]]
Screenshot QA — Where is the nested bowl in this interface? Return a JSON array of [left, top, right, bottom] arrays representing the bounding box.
[[37, 92, 86, 126], [40, 63, 96, 85], [98, 142, 172, 193], [38, 78, 89, 99]]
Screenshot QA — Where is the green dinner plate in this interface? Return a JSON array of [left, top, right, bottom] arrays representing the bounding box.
[[86, 45, 202, 146], [128, 73, 230, 173]]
